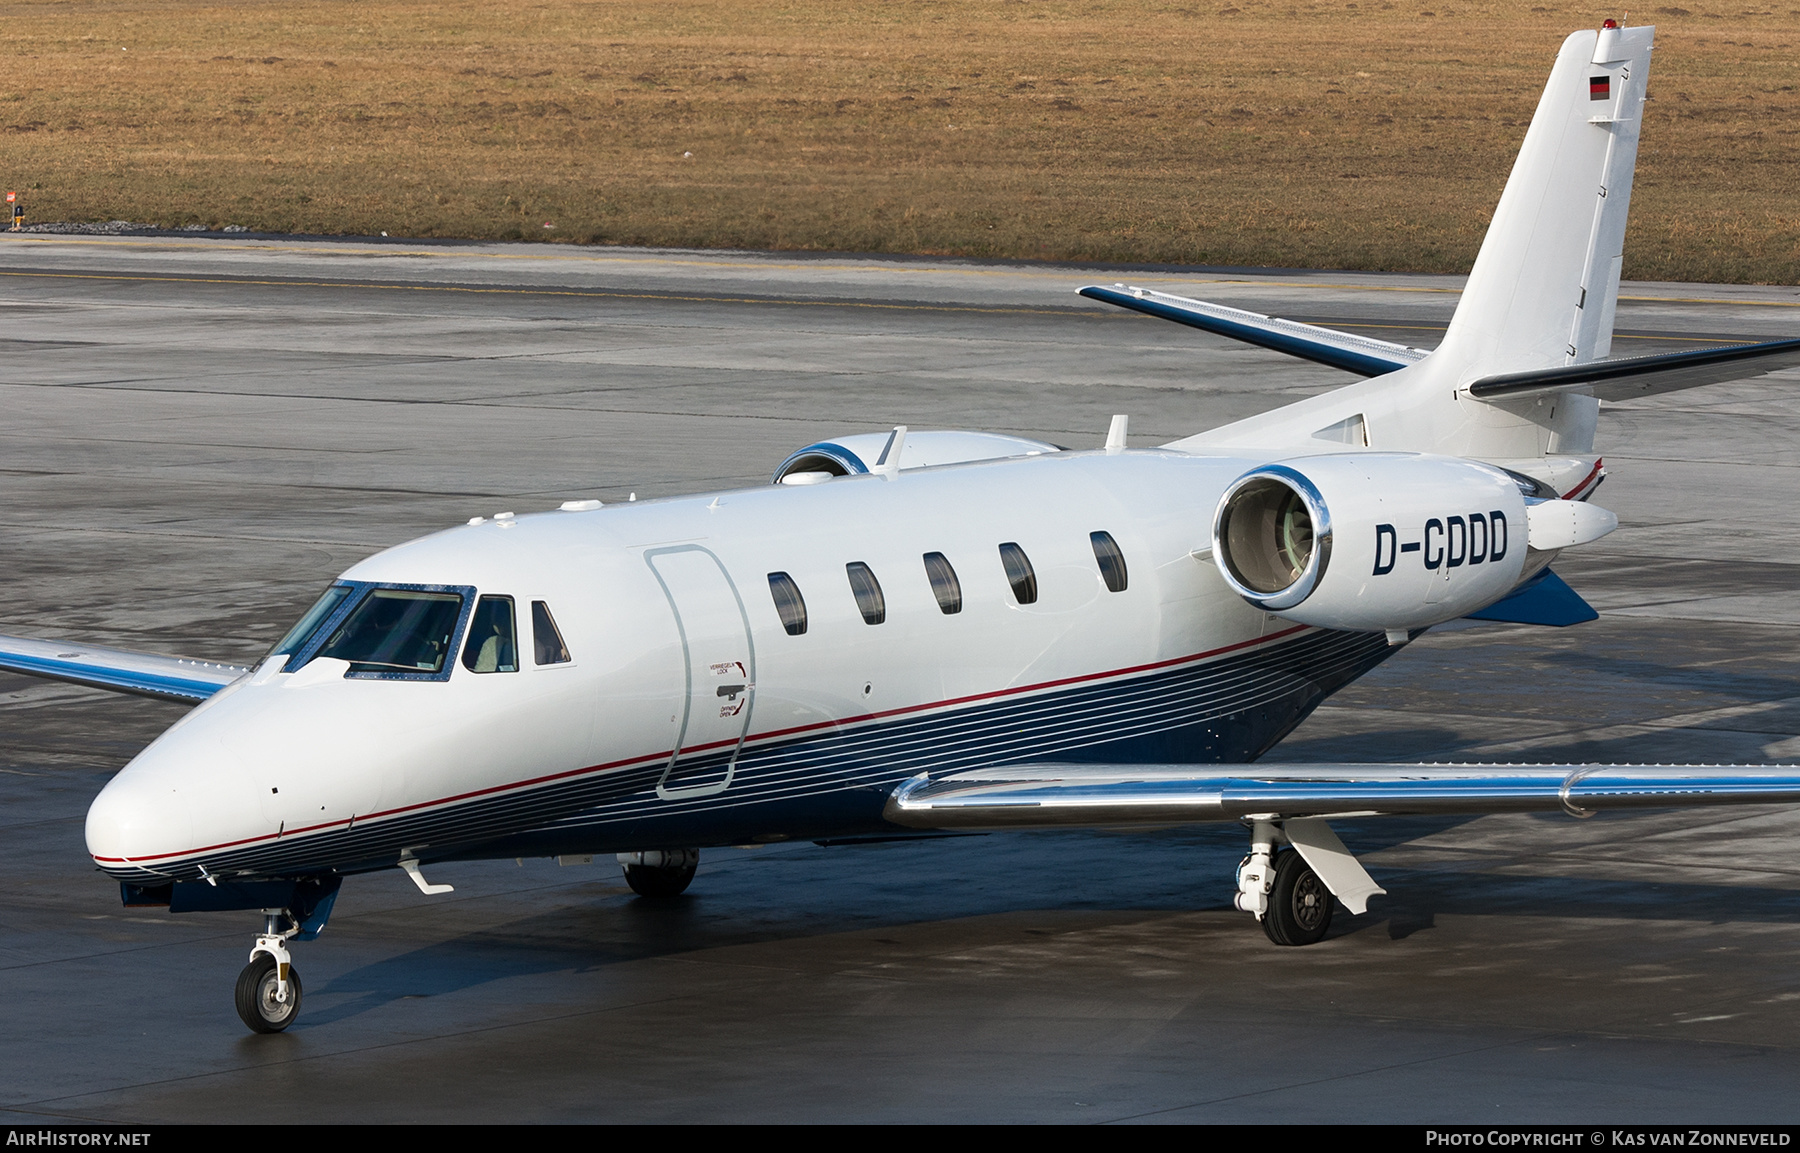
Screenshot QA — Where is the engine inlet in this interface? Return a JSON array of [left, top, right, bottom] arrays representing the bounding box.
[[1213, 467, 1332, 610]]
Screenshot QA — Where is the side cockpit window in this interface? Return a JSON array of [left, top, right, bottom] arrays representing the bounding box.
[[268, 584, 354, 659], [461, 596, 519, 673], [316, 589, 464, 674], [532, 601, 571, 665]]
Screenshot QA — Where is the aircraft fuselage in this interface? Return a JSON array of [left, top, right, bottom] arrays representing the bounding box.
[[85, 447, 1398, 883]]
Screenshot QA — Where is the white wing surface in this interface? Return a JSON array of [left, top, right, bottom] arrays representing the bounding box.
[[1079, 284, 1427, 377], [0, 633, 245, 703], [886, 763, 1800, 828]]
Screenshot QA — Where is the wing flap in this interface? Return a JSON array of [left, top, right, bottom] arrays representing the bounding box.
[[0, 633, 246, 703], [1079, 284, 1426, 378], [1465, 337, 1800, 402], [885, 763, 1800, 829]]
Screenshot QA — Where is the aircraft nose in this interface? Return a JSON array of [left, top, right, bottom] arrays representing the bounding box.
[[86, 771, 194, 873]]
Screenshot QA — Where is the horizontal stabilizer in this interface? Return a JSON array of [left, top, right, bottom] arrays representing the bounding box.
[[886, 762, 1800, 829], [1079, 284, 1425, 377], [1465, 569, 1598, 627], [1466, 338, 1800, 402], [0, 633, 245, 703]]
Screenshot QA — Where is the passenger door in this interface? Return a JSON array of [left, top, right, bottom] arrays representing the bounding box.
[[645, 546, 757, 799]]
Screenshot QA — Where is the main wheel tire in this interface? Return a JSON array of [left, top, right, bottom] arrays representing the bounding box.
[[1262, 849, 1334, 946], [235, 954, 303, 1034], [623, 861, 696, 899]]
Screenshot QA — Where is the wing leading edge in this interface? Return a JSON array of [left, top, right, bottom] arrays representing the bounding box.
[[0, 633, 246, 703], [1078, 284, 1427, 377], [886, 762, 1800, 828]]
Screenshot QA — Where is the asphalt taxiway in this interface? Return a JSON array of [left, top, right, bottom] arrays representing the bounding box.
[[0, 235, 1797, 1123]]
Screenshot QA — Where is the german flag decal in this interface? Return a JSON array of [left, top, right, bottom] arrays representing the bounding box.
[[1589, 75, 1611, 101]]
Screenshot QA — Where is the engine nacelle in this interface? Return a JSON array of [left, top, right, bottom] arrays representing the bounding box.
[[773, 430, 1059, 484], [1211, 453, 1530, 631]]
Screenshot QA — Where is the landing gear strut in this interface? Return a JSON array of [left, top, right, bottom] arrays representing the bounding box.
[[1234, 819, 1334, 946], [618, 848, 698, 898], [236, 911, 304, 1033]]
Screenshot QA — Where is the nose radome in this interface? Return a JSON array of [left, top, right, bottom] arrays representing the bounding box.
[[86, 770, 195, 871]]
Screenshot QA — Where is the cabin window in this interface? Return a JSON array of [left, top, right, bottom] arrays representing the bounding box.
[[531, 601, 571, 665], [269, 583, 354, 659], [846, 562, 886, 625], [922, 552, 962, 615], [768, 572, 808, 636], [998, 543, 1038, 605], [316, 589, 464, 674], [461, 595, 519, 673], [1090, 531, 1129, 593]]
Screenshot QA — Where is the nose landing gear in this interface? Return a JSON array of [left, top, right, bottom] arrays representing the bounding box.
[[236, 911, 304, 1033]]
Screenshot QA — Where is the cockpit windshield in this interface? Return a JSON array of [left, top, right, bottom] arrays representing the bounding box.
[[268, 584, 355, 659], [314, 589, 465, 674]]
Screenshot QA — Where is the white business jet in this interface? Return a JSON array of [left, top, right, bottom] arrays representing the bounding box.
[[6, 21, 1800, 1035]]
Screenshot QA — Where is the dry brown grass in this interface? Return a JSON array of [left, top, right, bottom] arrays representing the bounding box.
[[1, 0, 1796, 280]]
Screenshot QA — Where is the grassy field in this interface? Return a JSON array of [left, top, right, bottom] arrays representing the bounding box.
[[1, 0, 1796, 280]]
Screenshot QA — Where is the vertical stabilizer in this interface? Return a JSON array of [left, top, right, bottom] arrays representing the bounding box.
[[1436, 23, 1654, 378], [1171, 24, 1655, 475]]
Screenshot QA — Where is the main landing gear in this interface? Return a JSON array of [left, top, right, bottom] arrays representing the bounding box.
[[1234, 818, 1386, 946], [618, 848, 698, 898], [236, 911, 304, 1033]]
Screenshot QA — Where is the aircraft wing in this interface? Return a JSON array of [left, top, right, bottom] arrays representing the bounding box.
[[0, 632, 246, 703], [1466, 338, 1800, 402], [1079, 284, 1428, 377], [885, 762, 1800, 828]]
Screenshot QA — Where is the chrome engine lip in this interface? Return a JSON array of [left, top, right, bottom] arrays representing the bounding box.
[[1211, 464, 1334, 612], [771, 441, 869, 483]]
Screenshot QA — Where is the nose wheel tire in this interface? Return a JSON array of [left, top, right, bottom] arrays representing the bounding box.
[[1262, 848, 1334, 946], [623, 860, 697, 899], [235, 954, 303, 1033]]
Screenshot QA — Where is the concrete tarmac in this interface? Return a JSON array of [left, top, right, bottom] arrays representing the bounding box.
[[0, 235, 1797, 1124]]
